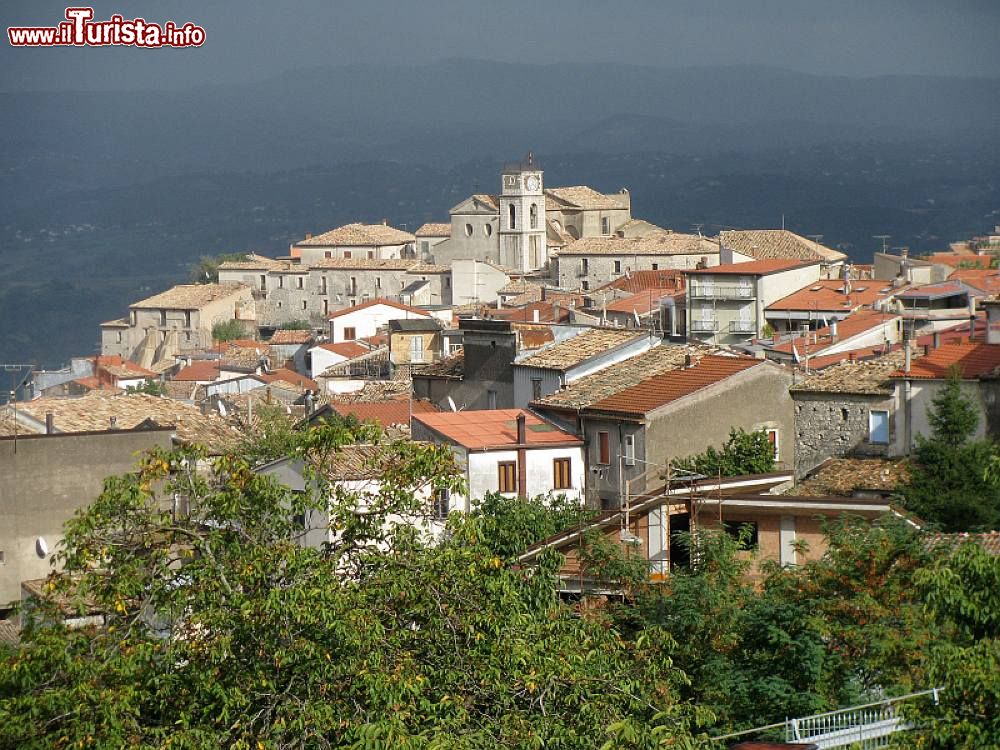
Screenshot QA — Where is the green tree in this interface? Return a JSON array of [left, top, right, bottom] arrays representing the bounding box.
[[471, 492, 594, 560], [901, 374, 1000, 531], [212, 319, 250, 343], [673, 428, 776, 478], [0, 423, 709, 749], [190, 252, 250, 284], [906, 540, 1000, 749], [125, 379, 167, 396], [277, 320, 313, 331]]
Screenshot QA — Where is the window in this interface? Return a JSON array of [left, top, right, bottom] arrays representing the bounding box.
[[488, 390, 497, 409], [421, 241, 429, 254], [410, 335, 424, 363], [614, 260, 622, 274], [529, 203, 538, 229], [0, 550, 5, 565], [465, 223, 474, 237], [376, 277, 382, 289], [597, 431, 610, 465], [553, 457, 572, 490], [297, 276, 304, 289], [498, 461, 517, 493], [723, 521, 759, 550], [444, 276, 451, 289], [581, 281, 589, 291], [350, 277, 357, 296], [433, 489, 450, 520], [484, 224, 493, 237], [767, 429, 780, 461], [624, 434, 636, 466], [301, 300, 308, 310], [509, 204, 516, 230], [320, 277, 327, 294], [116, 331, 123, 344], [367, 251, 374, 259], [259, 274, 267, 291], [651, 264, 658, 271], [343, 251, 352, 259], [159, 310, 167, 327], [869, 410, 890, 444], [129, 310, 136, 326], [581, 258, 589, 275], [531, 378, 543, 401], [322, 299, 329, 315], [601, 216, 610, 235], [343, 326, 356, 341]]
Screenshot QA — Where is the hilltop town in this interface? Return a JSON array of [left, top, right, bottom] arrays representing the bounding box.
[[6, 154, 1000, 585]]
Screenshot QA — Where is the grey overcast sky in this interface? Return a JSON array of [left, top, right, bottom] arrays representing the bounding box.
[[2, 0, 999, 91]]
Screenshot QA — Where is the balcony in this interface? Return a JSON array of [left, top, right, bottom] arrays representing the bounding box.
[[689, 319, 719, 333], [728, 319, 758, 334], [688, 284, 755, 300]]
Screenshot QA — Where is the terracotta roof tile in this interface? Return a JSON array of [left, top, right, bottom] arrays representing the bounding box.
[[584, 355, 762, 416], [890, 341, 1000, 380], [790, 350, 909, 394], [172, 360, 222, 382], [795, 458, 910, 497], [766, 311, 901, 359], [948, 269, 1000, 295], [131, 283, 249, 310], [414, 409, 582, 450], [412, 348, 463, 378], [767, 279, 893, 312], [415, 222, 451, 237], [330, 397, 439, 428], [691, 259, 816, 275], [269, 329, 314, 345], [603, 288, 681, 316], [555, 233, 718, 257], [314, 342, 370, 359], [309, 258, 417, 271], [295, 222, 414, 247], [928, 252, 990, 269], [517, 329, 646, 371], [594, 270, 685, 295], [720, 229, 847, 262], [259, 369, 317, 392], [545, 186, 626, 211], [532, 343, 734, 412]]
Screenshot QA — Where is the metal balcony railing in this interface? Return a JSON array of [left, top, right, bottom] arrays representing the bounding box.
[[688, 285, 755, 299], [689, 319, 719, 332], [728, 320, 757, 334]]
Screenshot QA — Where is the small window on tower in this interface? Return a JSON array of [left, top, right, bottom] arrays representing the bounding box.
[[509, 204, 516, 230], [530, 203, 538, 229]]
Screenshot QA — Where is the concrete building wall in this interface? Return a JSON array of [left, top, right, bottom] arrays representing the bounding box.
[[329, 304, 430, 343], [295, 242, 409, 265], [432, 215, 501, 267], [451, 259, 509, 307], [462, 447, 585, 509], [894, 378, 989, 455], [0, 428, 174, 610], [792, 392, 896, 478]]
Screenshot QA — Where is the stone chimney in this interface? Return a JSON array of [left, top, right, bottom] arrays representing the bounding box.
[[45, 413, 54, 434], [516, 412, 526, 444]]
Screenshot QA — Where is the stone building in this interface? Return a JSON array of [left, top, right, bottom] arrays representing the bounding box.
[[289, 222, 415, 264], [553, 233, 720, 291], [100, 283, 255, 369], [789, 352, 906, 478]]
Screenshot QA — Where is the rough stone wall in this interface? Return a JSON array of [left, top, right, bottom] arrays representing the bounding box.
[[793, 392, 893, 478]]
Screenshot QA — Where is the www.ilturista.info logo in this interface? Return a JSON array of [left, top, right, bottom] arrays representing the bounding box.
[[8, 7, 205, 48]]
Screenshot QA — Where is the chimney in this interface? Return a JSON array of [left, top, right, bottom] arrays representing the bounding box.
[[516, 412, 526, 444], [933, 331, 941, 349], [45, 413, 54, 434], [532, 309, 540, 323], [684, 354, 693, 368], [831, 320, 839, 343], [109, 416, 118, 430], [923, 344, 931, 357], [382, 218, 388, 226], [305, 233, 312, 240]]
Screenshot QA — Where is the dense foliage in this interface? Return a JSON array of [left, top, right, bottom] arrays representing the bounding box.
[[190, 253, 250, 284], [2, 418, 998, 747], [901, 375, 1000, 531], [211, 319, 252, 343], [673, 428, 776, 478]]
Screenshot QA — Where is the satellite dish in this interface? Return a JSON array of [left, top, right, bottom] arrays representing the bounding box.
[[447, 396, 458, 412], [36, 537, 49, 557]]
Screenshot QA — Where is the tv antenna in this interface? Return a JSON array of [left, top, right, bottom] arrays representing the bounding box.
[[691, 223, 704, 237], [873, 235, 891, 253], [807, 234, 824, 245]]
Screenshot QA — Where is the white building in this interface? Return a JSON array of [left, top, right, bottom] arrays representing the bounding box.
[[308, 341, 371, 380], [411, 409, 586, 513], [327, 298, 433, 343]]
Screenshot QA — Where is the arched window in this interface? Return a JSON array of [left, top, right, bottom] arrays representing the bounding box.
[[529, 203, 538, 229], [509, 203, 516, 230]]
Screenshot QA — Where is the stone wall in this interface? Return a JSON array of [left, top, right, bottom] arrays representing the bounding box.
[[792, 392, 894, 478]]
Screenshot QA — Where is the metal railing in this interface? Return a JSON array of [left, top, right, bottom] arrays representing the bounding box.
[[728, 320, 757, 333], [708, 688, 942, 749], [689, 319, 719, 332], [688, 284, 755, 299]]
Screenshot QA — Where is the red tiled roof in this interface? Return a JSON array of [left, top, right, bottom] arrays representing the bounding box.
[[890, 341, 1000, 380], [585, 355, 762, 416], [269, 329, 314, 345], [603, 288, 680, 316], [315, 342, 369, 359], [72, 376, 120, 392], [413, 409, 582, 450], [766, 279, 891, 312], [594, 270, 685, 294], [949, 269, 1000, 295], [896, 282, 968, 299], [928, 252, 990, 269], [331, 397, 439, 427], [688, 259, 816, 276], [488, 298, 582, 323], [767, 311, 900, 358], [327, 298, 430, 320], [172, 361, 221, 382], [259, 369, 318, 391]]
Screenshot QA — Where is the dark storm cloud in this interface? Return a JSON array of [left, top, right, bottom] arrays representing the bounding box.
[[2, 0, 998, 91]]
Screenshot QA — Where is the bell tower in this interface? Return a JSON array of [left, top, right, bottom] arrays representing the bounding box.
[[499, 152, 546, 272]]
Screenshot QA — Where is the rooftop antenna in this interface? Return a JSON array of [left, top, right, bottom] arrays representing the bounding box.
[[807, 234, 824, 245], [781, 214, 785, 230], [874, 235, 891, 253], [691, 223, 704, 237]]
